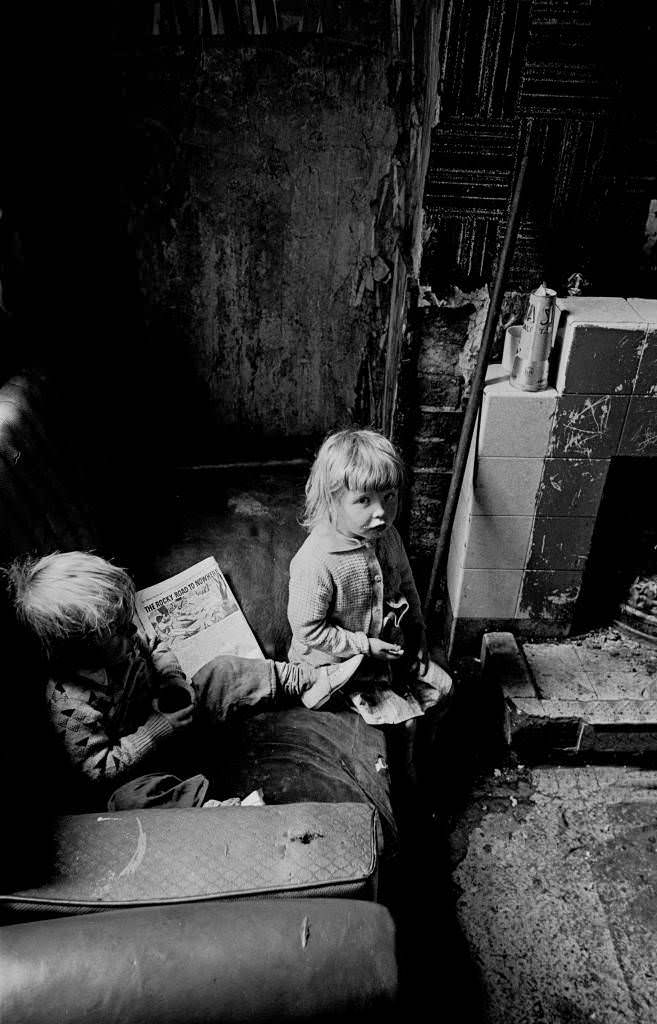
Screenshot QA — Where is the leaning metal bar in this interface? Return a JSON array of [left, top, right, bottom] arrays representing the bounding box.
[[422, 122, 534, 622]]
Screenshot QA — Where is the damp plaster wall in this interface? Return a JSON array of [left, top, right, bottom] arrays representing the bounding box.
[[115, 29, 432, 460]]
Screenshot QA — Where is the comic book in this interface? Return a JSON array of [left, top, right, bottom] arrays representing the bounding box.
[[134, 557, 263, 678]]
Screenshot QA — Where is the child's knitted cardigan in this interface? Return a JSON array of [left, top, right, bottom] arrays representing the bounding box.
[[288, 522, 424, 667], [46, 638, 189, 786]]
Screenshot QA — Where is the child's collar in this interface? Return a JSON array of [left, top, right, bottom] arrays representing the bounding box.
[[313, 522, 373, 554]]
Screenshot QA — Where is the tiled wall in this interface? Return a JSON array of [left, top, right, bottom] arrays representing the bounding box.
[[446, 297, 657, 654]]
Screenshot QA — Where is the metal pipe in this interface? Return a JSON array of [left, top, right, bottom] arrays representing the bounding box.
[[423, 122, 534, 621], [175, 459, 310, 471]]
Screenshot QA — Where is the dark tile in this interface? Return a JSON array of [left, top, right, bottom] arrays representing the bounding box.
[[618, 398, 657, 457], [449, 617, 521, 657], [556, 325, 645, 395], [518, 571, 583, 625], [548, 396, 628, 458], [634, 328, 657, 397], [515, 618, 572, 641], [526, 517, 596, 571], [536, 459, 609, 516]]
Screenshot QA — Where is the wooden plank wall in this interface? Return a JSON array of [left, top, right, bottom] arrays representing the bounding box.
[[423, 0, 657, 296]]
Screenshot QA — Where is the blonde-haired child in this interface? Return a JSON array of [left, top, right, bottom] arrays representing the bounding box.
[[7, 550, 359, 809], [287, 427, 452, 722]]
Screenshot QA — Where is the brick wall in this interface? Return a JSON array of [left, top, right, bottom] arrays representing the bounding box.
[[397, 288, 533, 605]]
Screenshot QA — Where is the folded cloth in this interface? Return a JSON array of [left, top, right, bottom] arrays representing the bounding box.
[[108, 772, 210, 810]]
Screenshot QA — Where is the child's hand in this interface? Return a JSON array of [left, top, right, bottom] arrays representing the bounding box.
[[152, 698, 195, 731], [368, 638, 404, 661]]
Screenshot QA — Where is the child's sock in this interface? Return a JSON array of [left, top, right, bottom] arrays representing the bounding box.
[[274, 661, 314, 698]]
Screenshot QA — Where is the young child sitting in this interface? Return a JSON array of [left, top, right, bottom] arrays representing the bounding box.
[[287, 428, 452, 785], [7, 550, 361, 811]]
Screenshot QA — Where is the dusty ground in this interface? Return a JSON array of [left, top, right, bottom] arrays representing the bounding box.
[[447, 762, 657, 1024], [415, 630, 657, 1023]]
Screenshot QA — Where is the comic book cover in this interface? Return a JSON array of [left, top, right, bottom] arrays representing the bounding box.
[[134, 556, 263, 677]]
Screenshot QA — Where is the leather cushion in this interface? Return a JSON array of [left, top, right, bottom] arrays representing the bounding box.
[[220, 708, 398, 858], [2, 802, 378, 916], [0, 899, 398, 1024]]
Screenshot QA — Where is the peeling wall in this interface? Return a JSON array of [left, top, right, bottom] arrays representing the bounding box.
[[117, 44, 401, 458], [397, 287, 490, 592]]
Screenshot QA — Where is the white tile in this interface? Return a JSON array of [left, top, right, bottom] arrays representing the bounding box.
[[464, 515, 533, 569], [478, 379, 557, 457], [457, 432, 476, 513], [627, 298, 657, 325], [523, 644, 597, 699], [446, 439, 475, 616], [448, 499, 471, 573], [446, 539, 467, 615], [472, 457, 544, 516], [573, 645, 657, 700], [459, 569, 523, 618], [554, 296, 645, 326], [485, 362, 509, 384]]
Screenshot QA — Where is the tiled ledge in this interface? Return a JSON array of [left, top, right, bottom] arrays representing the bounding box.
[[446, 297, 657, 655], [480, 631, 657, 759]]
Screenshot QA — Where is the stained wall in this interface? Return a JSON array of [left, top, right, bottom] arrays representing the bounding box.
[[117, 43, 399, 458]]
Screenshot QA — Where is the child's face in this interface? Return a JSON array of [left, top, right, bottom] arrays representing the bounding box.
[[98, 622, 138, 666], [335, 487, 398, 541], [78, 620, 138, 668]]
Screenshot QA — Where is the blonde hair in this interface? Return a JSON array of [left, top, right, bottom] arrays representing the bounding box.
[[302, 428, 405, 531], [6, 551, 135, 657]]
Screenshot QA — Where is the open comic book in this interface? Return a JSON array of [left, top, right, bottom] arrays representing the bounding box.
[[134, 557, 263, 678]]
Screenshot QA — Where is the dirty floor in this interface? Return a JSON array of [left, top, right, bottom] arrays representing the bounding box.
[[394, 634, 657, 1023], [447, 762, 657, 1024]]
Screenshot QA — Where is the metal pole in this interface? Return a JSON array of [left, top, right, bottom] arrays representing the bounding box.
[[423, 122, 533, 621]]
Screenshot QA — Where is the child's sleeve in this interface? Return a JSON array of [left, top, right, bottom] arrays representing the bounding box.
[[151, 644, 194, 697], [47, 678, 175, 785], [288, 553, 370, 658], [396, 532, 426, 635]]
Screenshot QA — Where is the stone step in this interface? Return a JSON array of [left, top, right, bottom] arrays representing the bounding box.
[[480, 630, 657, 760]]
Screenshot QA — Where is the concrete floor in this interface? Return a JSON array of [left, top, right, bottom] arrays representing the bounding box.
[[447, 762, 657, 1024], [394, 639, 657, 1023]]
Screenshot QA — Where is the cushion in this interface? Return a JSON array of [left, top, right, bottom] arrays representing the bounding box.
[[0, 899, 398, 1024], [219, 708, 398, 859], [1, 802, 379, 918]]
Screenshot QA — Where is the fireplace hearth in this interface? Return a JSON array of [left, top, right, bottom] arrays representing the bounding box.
[[446, 296, 657, 655]]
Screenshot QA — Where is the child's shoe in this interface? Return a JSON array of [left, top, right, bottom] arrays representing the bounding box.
[[413, 659, 454, 713], [301, 654, 365, 709]]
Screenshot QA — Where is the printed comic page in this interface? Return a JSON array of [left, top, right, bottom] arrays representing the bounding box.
[[134, 556, 263, 677]]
